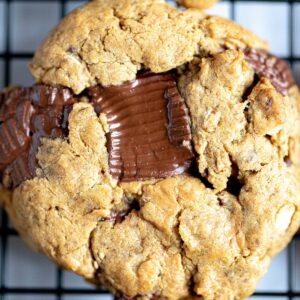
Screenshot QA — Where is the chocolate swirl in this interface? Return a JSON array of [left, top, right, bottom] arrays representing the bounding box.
[[88, 72, 194, 182], [0, 85, 75, 188], [244, 48, 295, 95]]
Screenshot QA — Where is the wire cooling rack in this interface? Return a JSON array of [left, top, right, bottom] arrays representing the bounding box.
[[1, 0, 300, 299]]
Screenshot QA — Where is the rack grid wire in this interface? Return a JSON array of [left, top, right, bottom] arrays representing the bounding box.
[[0, 0, 300, 299]]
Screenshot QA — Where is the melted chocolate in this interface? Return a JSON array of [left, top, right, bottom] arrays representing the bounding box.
[[88, 72, 194, 182], [0, 85, 75, 188], [244, 48, 295, 95]]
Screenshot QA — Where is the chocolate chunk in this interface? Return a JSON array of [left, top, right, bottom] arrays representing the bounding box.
[[101, 200, 140, 224], [0, 85, 75, 188], [244, 48, 295, 95], [88, 72, 194, 182], [284, 156, 293, 167], [100, 211, 128, 224]]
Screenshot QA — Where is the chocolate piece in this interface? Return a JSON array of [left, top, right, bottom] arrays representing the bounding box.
[[100, 211, 129, 224], [88, 72, 194, 182], [101, 200, 140, 223], [0, 85, 75, 188], [284, 156, 293, 167], [244, 48, 295, 95]]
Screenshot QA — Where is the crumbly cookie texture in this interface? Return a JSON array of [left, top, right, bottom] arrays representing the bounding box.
[[177, 0, 218, 9], [29, 0, 266, 94], [1, 0, 300, 300]]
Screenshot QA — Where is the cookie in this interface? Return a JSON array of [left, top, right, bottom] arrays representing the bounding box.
[[176, 0, 218, 9], [1, 0, 300, 299]]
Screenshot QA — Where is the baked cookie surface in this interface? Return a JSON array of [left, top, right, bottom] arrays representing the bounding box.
[[1, 1, 300, 299]]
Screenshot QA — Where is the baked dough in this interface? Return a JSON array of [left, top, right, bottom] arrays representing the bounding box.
[[1, 1, 299, 299]]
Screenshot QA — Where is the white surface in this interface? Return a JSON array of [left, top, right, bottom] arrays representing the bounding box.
[[62, 296, 113, 300], [235, 2, 290, 56], [5, 237, 56, 288], [0, 1, 5, 53], [0, 0, 300, 299], [256, 248, 288, 291], [293, 240, 300, 291], [294, 4, 300, 56], [66, 1, 86, 13], [10, 2, 60, 52], [249, 298, 288, 300], [62, 271, 95, 289], [10, 58, 33, 86], [5, 296, 56, 300], [206, 0, 231, 19]]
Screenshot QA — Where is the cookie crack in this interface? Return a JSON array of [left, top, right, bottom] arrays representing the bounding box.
[[88, 220, 103, 279]]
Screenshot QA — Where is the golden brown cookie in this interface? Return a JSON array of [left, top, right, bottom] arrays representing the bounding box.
[[176, 0, 217, 9], [1, 1, 300, 299]]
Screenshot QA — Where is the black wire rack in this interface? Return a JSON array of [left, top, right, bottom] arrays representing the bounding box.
[[0, 0, 300, 299]]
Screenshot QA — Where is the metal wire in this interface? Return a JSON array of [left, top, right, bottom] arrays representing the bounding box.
[[0, 0, 299, 298]]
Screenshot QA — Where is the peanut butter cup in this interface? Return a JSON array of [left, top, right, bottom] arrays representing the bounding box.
[[0, 85, 75, 188], [88, 72, 194, 182], [244, 48, 295, 95]]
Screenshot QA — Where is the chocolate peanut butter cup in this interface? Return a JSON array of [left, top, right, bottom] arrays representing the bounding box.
[[0, 85, 75, 188], [244, 48, 295, 95], [88, 72, 194, 182]]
